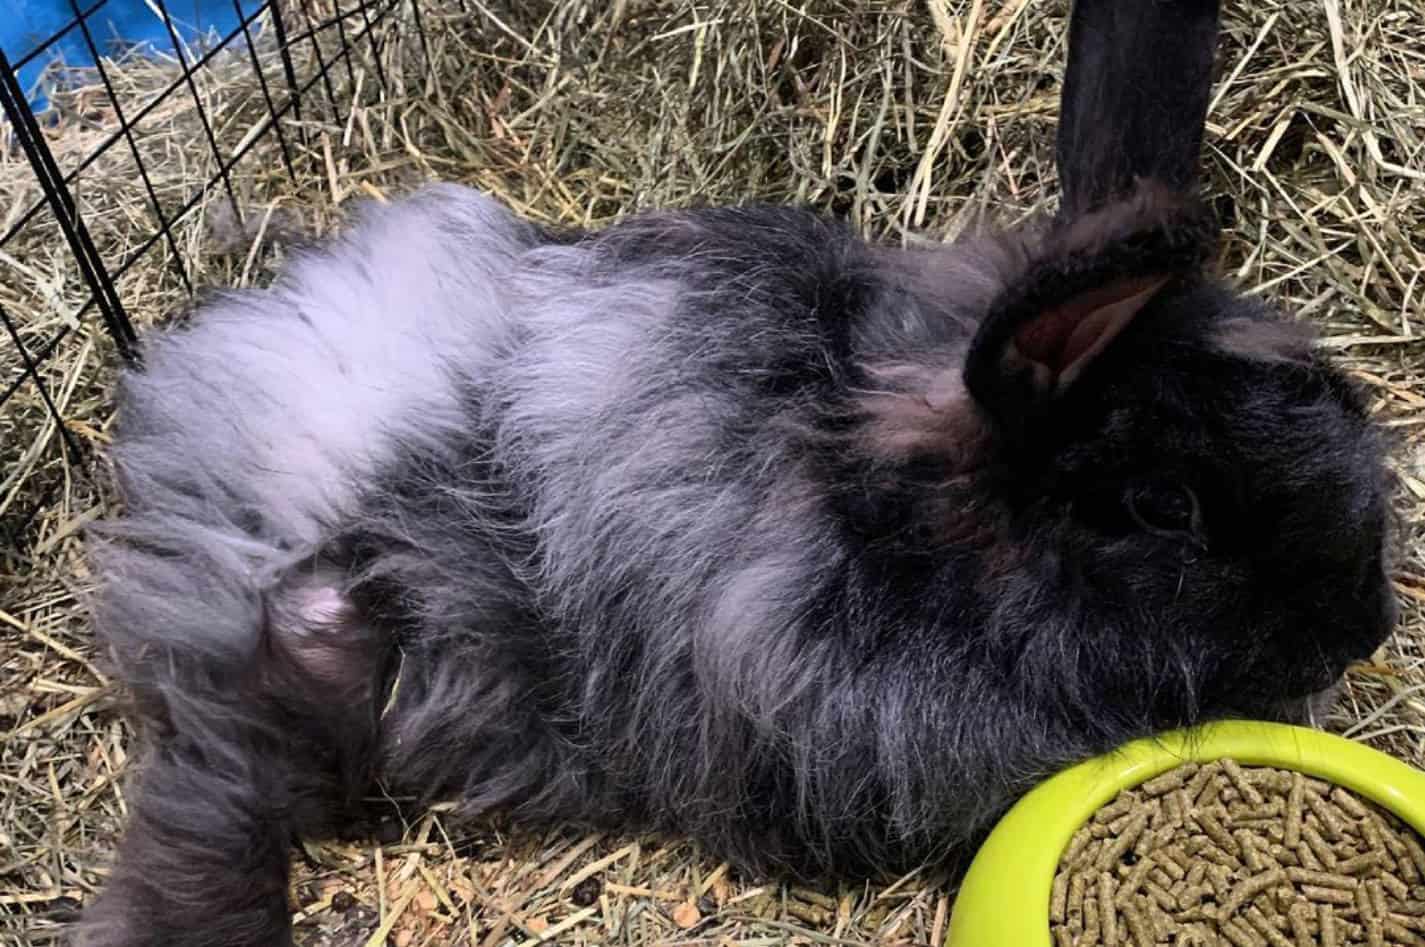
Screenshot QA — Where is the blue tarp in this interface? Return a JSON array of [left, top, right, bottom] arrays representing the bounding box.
[[3, 0, 263, 112]]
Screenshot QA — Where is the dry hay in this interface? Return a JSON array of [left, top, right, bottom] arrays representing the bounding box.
[[2, 0, 1422, 944]]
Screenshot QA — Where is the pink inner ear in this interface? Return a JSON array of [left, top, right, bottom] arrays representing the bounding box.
[[1013, 274, 1171, 387]]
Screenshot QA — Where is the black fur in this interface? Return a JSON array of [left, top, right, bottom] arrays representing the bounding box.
[[1056, 0, 1220, 216]]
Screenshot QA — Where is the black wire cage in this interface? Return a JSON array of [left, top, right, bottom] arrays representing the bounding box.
[[0, 0, 434, 554]]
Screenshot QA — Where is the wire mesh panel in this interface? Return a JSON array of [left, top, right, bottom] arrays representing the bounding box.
[[0, 0, 431, 553]]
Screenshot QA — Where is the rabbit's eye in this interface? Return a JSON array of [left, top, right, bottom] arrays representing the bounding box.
[[1125, 481, 1201, 537]]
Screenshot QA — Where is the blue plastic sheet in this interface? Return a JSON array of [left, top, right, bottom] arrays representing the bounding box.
[[4, 0, 263, 111]]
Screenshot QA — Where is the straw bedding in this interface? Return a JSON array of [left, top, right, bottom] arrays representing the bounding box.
[[2, 1, 1422, 943]]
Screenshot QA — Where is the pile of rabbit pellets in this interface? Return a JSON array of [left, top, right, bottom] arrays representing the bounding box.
[[1049, 760, 1425, 946]]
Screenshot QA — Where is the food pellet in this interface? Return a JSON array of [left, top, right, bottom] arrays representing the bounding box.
[[1360, 881, 1379, 922], [1245, 904, 1296, 947], [1287, 775, 1306, 850], [1305, 792, 1347, 842], [1373, 881, 1392, 921], [1334, 790, 1370, 821], [1187, 765, 1219, 802], [1287, 868, 1355, 891], [1099, 798, 1138, 824], [1375, 817, 1411, 855], [1147, 880, 1180, 912], [1101, 812, 1153, 870], [1224, 917, 1266, 947], [1224, 760, 1266, 808], [1242, 835, 1267, 872], [1199, 774, 1226, 809], [1384, 875, 1411, 902], [1289, 902, 1315, 946], [1150, 893, 1174, 940], [1304, 825, 1340, 870], [1070, 872, 1087, 925], [1300, 885, 1356, 907], [1383, 921, 1423, 946], [1102, 871, 1120, 946], [1200, 812, 1242, 856], [1120, 859, 1158, 907], [1052, 871, 1069, 923], [1123, 899, 1154, 947], [1345, 853, 1389, 877], [1167, 793, 1186, 826], [1364, 819, 1392, 859], [1404, 838, 1425, 880], [1086, 892, 1103, 943], [1179, 885, 1210, 912], [1162, 860, 1188, 883], [1220, 870, 1287, 918], [1051, 762, 1423, 946], [1145, 770, 1190, 797], [1207, 865, 1234, 900], [1320, 905, 1339, 947], [1067, 823, 1096, 866]]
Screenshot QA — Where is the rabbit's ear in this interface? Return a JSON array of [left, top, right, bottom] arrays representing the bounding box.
[[1006, 273, 1169, 389], [1057, 0, 1221, 217], [964, 189, 1215, 440], [964, 272, 1170, 440]]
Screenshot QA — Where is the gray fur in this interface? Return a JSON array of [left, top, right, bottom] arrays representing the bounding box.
[[79, 189, 1394, 947]]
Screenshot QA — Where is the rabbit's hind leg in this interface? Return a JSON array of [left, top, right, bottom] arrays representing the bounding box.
[[261, 561, 393, 800], [74, 559, 391, 947]]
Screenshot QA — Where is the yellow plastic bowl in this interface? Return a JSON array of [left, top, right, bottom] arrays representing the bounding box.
[[945, 721, 1425, 946]]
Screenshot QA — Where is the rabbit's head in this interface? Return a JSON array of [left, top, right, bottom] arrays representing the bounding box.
[[956, 192, 1395, 736], [862, 0, 1395, 742], [978, 0, 1394, 733]]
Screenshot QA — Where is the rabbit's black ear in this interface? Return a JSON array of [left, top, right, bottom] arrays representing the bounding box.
[[965, 189, 1215, 442], [964, 273, 1169, 443], [1057, 0, 1221, 217]]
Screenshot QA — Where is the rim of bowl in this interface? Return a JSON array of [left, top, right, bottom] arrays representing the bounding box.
[[944, 720, 1425, 947]]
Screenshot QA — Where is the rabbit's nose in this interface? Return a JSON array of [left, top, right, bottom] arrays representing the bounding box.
[[1370, 580, 1399, 649], [1329, 580, 1396, 671], [1345, 549, 1396, 654]]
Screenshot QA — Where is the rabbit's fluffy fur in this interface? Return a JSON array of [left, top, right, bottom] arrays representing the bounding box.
[[83, 186, 1393, 946], [79, 2, 1396, 944]]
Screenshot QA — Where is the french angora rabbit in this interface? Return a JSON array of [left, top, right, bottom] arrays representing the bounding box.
[[80, 0, 1395, 943]]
